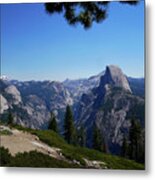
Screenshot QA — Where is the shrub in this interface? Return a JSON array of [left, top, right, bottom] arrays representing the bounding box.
[[0, 147, 12, 166]]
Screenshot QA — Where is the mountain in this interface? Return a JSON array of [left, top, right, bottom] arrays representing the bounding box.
[[0, 65, 145, 156], [63, 70, 105, 101], [0, 79, 73, 129], [63, 70, 144, 100], [128, 77, 145, 98], [75, 65, 144, 154], [99, 65, 132, 93], [0, 70, 106, 129]]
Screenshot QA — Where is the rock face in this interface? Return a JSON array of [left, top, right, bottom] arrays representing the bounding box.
[[0, 95, 9, 113], [63, 70, 105, 101], [128, 77, 145, 97], [0, 80, 22, 113], [99, 65, 132, 93], [5, 85, 22, 105], [75, 65, 144, 154], [0, 80, 73, 129]]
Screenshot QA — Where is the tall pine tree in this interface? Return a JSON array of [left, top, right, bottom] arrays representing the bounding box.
[[121, 135, 128, 158], [8, 111, 13, 126], [64, 105, 76, 144], [129, 118, 142, 161], [77, 125, 86, 147], [48, 112, 58, 133], [92, 124, 103, 152]]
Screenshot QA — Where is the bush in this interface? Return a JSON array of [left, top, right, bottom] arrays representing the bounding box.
[[9, 151, 79, 168], [0, 147, 12, 166], [0, 130, 12, 135]]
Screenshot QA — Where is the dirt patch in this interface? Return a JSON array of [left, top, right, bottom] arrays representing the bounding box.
[[0, 126, 65, 161]]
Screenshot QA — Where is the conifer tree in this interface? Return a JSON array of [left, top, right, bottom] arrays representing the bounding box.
[[129, 118, 142, 161], [92, 124, 103, 151], [64, 105, 76, 144], [102, 136, 107, 153], [77, 125, 86, 147], [45, 1, 139, 29], [48, 112, 58, 133], [8, 111, 13, 125], [121, 135, 128, 158]]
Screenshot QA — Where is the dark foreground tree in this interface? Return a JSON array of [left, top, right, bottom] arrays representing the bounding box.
[[129, 118, 144, 162], [92, 124, 106, 152], [8, 111, 13, 126], [45, 1, 139, 29], [77, 125, 86, 147], [0, 147, 12, 166], [48, 112, 58, 133], [121, 135, 128, 158], [64, 105, 76, 144]]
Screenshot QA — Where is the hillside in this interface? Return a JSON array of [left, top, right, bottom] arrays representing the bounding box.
[[0, 124, 144, 169]]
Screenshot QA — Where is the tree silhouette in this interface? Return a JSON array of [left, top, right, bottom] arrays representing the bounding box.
[[48, 112, 58, 133], [121, 135, 128, 158], [92, 124, 103, 151], [129, 118, 143, 162], [77, 125, 86, 147], [8, 111, 13, 125], [45, 1, 139, 29], [0, 147, 12, 166], [64, 105, 76, 144]]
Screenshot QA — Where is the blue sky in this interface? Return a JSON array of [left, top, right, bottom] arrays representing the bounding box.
[[1, 1, 144, 81]]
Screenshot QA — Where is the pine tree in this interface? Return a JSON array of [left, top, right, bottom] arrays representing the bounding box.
[[77, 125, 86, 147], [121, 135, 128, 158], [8, 111, 13, 125], [102, 136, 107, 153], [92, 124, 103, 152], [129, 118, 142, 161], [48, 112, 58, 133], [64, 105, 76, 144], [45, 1, 139, 29]]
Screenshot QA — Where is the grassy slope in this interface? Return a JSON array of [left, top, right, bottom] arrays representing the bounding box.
[[12, 125, 144, 170], [9, 151, 79, 168], [0, 147, 79, 168]]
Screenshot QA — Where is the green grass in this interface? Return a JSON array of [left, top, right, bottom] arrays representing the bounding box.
[[74, 147, 144, 170], [9, 125, 145, 169], [9, 151, 79, 168], [0, 147, 79, 168], [31, 129, 144, 169]]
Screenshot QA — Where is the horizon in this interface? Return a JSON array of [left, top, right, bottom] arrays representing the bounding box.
[[1, 1, 144, 81], [0, 64, 145, 83]]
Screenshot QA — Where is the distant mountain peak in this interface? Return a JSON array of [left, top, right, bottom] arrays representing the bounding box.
[[0, 75, 9, 81], [99, 65, 132, 93]]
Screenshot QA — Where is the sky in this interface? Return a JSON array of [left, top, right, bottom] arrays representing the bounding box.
[[0, 1, 144, 81]]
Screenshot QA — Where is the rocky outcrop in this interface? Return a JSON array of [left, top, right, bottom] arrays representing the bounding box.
[[0, 82, 22, 114], [0, 80, 73, 129], [99, 65, 132, 93], [0, 95, 9, 113], [63, 71, 105, 101], [5, 85, 22, 105]]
